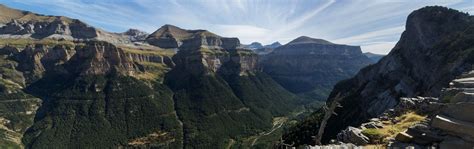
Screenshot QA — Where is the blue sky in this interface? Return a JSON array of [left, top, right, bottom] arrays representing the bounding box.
[[1, 0, 473, 54]]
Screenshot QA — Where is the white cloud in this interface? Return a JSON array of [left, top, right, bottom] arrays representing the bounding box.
[[361, 42, 397, 54], [211, 25, 270, 44], [333, 26, 404, 44]]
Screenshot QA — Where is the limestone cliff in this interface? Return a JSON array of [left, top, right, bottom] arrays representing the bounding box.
[[163, 29, 299, 148], [261, 36, 373, 100]]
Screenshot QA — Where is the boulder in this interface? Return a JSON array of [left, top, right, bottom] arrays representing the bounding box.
[[361, 121, 383, 129], [439, 136, 474, 149], [441, 102, 474, 123], [406, 123, 443, 145], [431, 115, 474, 142], [395, 131, 413, 143], [336, 127, 370, 145]]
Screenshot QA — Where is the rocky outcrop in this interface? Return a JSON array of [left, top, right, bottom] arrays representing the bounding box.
[[122, 28, 149, 42], [430, 71, 474, 147], [318, 6, 474, 142], [336, 127, 369, 145], [0, 12, 97, 40], [169, 33, 254, 76], [145, 24, 194, 48], [261, 36, 372, 99]]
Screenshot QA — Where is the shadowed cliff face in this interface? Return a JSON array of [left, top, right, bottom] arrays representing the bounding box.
[[319, 6, 474, 142], [163, 32, 299, 148], [260, 36, 373, 100]]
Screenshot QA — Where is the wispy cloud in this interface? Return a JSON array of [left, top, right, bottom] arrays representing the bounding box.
[[0, 0, 472, 54]]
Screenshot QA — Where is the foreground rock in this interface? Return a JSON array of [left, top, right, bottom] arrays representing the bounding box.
[[336, 127, 369, 145]]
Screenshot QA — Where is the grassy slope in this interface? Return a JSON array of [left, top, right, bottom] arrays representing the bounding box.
[[362, 112, 426, 144]]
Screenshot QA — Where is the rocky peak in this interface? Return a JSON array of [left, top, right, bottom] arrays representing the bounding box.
[[180, 33, 239, 50], [403, 6, 472, 50], [66, 41, 140, 76], [316, 6, 474, 143], [287, 36, 334, 45], [122, 28, 149, 42], [167, 28, 256, 76], [245, 42, 264, 49], [264, 41, 282, 49], [145, 24, 192, 48], [0, 5, 99, 40]]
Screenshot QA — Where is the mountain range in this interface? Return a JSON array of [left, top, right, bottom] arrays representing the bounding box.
[[0, 4, 370, 148], [1, 3, 471, 149]]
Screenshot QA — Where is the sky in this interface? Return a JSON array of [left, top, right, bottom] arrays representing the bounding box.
[[1, 0, 473, 54]]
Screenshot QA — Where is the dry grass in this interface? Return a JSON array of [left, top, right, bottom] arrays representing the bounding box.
[[0, 38, 76, 48], [133, 62, 170, 82], [121, 47, 175, 57], [362, 111, 426, 144]]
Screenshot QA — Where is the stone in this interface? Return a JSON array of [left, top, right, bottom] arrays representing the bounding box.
[[370, 118, 380, 122], [451, 92, 474, 103], [439, 136, 474, 149], [451, 77, 474, 88], [441, 102, 474, 123], [388, 141, 431, 149], [361, 121, 383, 129], [431, 115, 474, 142], [395, 131, 413, 143], [336, 127, 370, 145], [406, 123, 443, 145]]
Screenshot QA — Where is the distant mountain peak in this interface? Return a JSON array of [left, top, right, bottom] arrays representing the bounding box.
[[124, 28, 147, 35], [123, 28, 149, 42], [269, 41, 282, 46], [288, 36, 334, 45], [250, 42, 263, 46]]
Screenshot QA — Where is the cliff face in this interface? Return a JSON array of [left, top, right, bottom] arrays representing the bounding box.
[[164, 31, 298, 148], [261, 36, 373, 100], [319, 6, 474, 142]]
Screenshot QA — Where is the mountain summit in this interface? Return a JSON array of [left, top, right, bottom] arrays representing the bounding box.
[[287, 36, 334, 45]]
